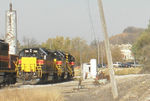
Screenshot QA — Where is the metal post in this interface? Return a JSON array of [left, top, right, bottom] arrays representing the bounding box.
[[97, 0, 118, 99]]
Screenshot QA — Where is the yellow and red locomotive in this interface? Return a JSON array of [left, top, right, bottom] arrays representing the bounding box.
[[16, 48, 75, 83]]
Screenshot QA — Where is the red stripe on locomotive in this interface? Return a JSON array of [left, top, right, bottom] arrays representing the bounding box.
[[0, 56, 9, 62], [56, 61, 62, 65], [70, 62, 75, 66], [37, 60, 44, 65]]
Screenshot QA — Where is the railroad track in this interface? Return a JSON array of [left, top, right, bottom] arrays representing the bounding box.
[[0, 78, 74, 90]]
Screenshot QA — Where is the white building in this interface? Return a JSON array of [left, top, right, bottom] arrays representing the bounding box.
[[118, 44, 134, 61]]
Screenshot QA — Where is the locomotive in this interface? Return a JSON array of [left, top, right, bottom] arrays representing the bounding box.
[[52, 50, 75, 79], [0, 40, 17, 86], [16, 48, 75, 83]]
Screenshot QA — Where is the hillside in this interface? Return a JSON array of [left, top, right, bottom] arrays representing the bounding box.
[[109, 27, 144, 45]]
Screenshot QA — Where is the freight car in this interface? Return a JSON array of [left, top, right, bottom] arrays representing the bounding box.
[[0, 40, 17, 86], [16, 48, 75, 83]]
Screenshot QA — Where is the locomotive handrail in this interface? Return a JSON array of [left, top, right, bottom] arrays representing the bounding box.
[[36, 65, 42, 77], [56, 64, 62, 76], [67, 63, 73, 76], [14, 58, 19, 76], [66, 53, 73, 76]]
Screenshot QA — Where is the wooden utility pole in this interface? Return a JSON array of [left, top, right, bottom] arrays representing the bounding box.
[[97, 40, 100, 65], [97, 0, 118, 99], [79, 41, 83, 78], [101, 42, 104, 67]]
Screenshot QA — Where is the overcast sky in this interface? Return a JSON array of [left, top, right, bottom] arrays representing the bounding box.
[[0, 0, 150, 44]]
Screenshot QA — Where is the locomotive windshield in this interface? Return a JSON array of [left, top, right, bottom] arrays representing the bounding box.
[[53, 51, 65, 61], [19, 48, 46, 59], [69, 55, 75, 62]]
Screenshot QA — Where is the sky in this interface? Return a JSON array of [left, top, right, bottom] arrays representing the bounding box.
[[0, 0, 150, 44]]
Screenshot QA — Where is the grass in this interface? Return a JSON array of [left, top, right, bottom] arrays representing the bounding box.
[[98, 67, 142, 75], [114, 67, 142, 75], [0, 87, 64, 101]]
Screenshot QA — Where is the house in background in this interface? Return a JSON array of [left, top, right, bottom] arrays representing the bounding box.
[[118, 44, 134, 61]]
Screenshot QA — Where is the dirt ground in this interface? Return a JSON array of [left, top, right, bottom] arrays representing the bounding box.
[[55, 74, 150, 101]]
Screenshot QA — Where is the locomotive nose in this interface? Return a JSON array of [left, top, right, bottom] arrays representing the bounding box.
[[20, 57, 37, 72]]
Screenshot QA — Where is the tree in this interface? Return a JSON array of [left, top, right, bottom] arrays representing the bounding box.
[[41, 36, 95, 66], [41, 36, 124, 66], [132, 21, 150, 72], [111, 46, 123, 62], [19, 36, 39, 50]]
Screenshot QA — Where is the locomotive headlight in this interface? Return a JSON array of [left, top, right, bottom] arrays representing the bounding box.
[[25, 50, 29, 53], [30, 49, 32, 52], [54, 59, 57, 62], [19, 72, 22, 75]]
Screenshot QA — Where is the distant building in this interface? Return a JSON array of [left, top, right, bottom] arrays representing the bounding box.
[[118, 44, 134, 61], [111, 44, 134, 61]]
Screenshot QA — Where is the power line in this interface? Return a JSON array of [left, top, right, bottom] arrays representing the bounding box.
[[86, 0, 97, 42], [86, 0, 100, 65]]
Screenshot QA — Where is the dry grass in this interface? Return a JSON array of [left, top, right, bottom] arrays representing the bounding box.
[[99, 67, 142, 75], [0, 87, 64, 101], [114, 67, 142, 75]]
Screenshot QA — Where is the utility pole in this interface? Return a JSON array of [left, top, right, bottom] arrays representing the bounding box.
[[97, 0, 118, 99], [49, 39, 51, 49], [79, 41, 83, 78], [101, 42, 104, 67], [97, 40, 100, 65]]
